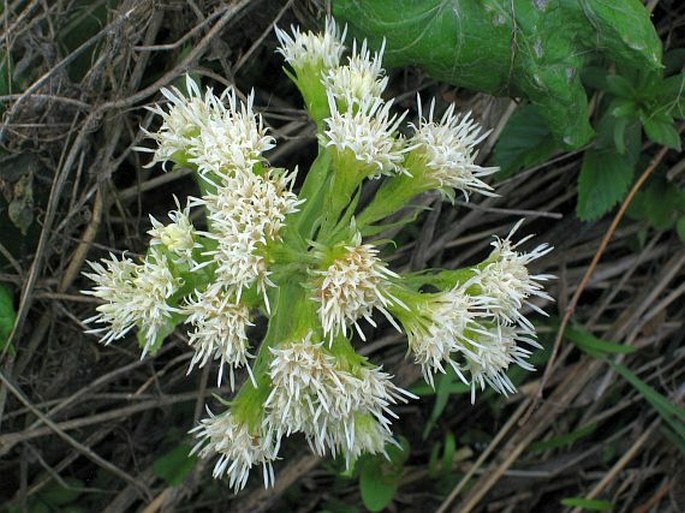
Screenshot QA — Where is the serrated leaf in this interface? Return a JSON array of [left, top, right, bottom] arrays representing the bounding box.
[[655, 74, 685, 120], [492, 104, 557, 178], [643, 117, 682, 150], [152, 444, 198, 487], [335, 0, 663, 148], [560, 497, 613, 511], [576, 149, 636, 221], [627, 175, 685, 230]]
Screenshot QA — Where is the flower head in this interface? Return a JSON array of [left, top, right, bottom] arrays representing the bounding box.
[[199, 169, 302, 302], [397, 285, 491, 387], [324, 39, 388, 109], [148, 198, 199, 264], [139, 75, 213, 170], [408, 98, 498, 200], [190, 409, 277, 491], [464, 323, 542, 402], [318, 364, 415, 469], [275, 17, 346, 73], [475, 220, 554, 328], [140, 76, 274, 177], [314, 235, 402, 341], [83, 250, 180, 356], [184, 284, 255, 389], [324, 95, 408, 177], [187, 89, 275, 178], [265, 334, 354, 439], [265, 334, 414, 468]]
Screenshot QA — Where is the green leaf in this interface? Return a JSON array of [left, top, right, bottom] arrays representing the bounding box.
[[441, 431, 456, 475], [560, 497, 613, 511], [152, 444, 198, 487], [581, 66, 609, 91], [664, 49, 685, 75], [38, 477, 83, 507], [529, 422, 598, 452], [642, 117, 682, 150], [611, 116, 629, 154], [334, 0, 663, 148], [627, 174, 685, 230], [0, 283, 16, 353], [605, 74, 635, 98], [610, 362, 685, 450], [655, 73, 685, 120], [609, 98, 638, 120], [677, 217, 685, 243], [576, 148, 635, 221], [576, 115, 640, 221], [421, 370, 469, 439], [565, 326, 636, 359], [359, 437, 409, 512], [492, 104, 557, 178]]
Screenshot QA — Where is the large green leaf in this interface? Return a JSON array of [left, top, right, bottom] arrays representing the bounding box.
[[334, 0, 662, 149]]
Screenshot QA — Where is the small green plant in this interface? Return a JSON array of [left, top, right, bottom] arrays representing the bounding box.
[[82, 18, 553, 491]]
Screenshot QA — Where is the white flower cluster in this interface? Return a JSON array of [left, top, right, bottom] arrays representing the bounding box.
[[83, 17, 555, 494], [410, 100, 499, 200], [266, 334, 414, 468], [85, 77, 300, 386], [83, 251, 179, 356], [184, 283, 254, 389], [198, 168, 302, 304], [396, 220, 553, 401], [190, 409, 277, 491], [148, 198, 199, 265], [275, 17, 347, 72], [277, 18, 495, 194], [324, 39, 388, 107], [314, 233, 403, 341], [139, 75, 275, 176], [191, 333, 415, 490]]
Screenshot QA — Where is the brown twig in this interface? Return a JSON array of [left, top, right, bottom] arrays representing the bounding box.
[[0, 368, 152, 501]]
